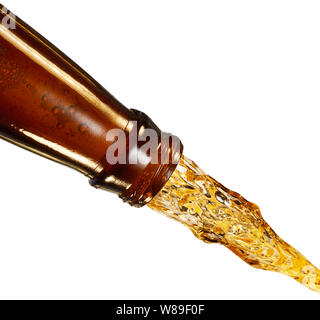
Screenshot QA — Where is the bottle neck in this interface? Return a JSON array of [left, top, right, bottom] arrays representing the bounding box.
[[90, 109, 183, 207]]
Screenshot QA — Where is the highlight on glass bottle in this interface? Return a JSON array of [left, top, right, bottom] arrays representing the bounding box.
[[0, 5, 319, 293]]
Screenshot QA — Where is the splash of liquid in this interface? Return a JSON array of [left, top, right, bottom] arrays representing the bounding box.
[[148, 155, 320, 292]]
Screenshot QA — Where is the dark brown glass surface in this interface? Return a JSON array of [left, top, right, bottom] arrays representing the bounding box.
[[0, 7, 182, 206]]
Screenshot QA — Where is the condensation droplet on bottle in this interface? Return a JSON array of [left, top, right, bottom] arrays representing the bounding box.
[[78, 123, 88, 134], [52, 106, 61, 115], [68, 105, 76, 114]]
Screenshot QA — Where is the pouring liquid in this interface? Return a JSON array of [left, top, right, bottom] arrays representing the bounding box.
[[148, 155, 320, 292]]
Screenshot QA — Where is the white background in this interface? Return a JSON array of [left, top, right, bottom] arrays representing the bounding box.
[[1, 0, 320, 300]]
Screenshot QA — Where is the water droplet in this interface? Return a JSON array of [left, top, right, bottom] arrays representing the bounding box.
[[78, 123, 88, 134], [52, 106, 61, 115], [68, 105, 76, 114]]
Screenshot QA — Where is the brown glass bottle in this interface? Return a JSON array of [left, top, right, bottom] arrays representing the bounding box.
[[0, 6, 183, 207]]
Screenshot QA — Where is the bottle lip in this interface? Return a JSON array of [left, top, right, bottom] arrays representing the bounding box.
[[121, 132, 183, 207], [89, 109, 183, 207]]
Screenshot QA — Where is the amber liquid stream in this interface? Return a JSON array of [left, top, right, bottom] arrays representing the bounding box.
[[148, 155, 320, 292]]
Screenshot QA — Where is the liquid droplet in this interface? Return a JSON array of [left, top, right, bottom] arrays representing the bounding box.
[[78, 123, 88, 134]]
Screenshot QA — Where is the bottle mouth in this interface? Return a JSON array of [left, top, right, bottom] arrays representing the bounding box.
[[89, 109, 183, 207]]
